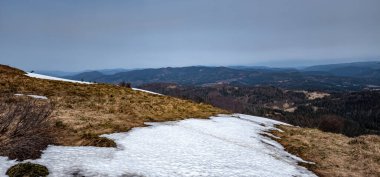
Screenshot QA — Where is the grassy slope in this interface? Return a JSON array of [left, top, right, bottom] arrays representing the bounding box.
[[272, 125, 380, 177], [0, 65, 226, 146]]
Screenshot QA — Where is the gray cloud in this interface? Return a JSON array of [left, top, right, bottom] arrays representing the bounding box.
[[0, 0, 379, 71]]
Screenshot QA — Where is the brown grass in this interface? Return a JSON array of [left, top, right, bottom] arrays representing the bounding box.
[[271, 125, 380, 177], [0, 65, 227, 147], [0, 64, 26, 75]]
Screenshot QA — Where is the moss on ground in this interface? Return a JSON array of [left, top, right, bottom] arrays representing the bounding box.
[[6, 162, 49, 177]]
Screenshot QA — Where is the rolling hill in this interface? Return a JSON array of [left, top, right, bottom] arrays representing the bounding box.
[[140, 83, 380, 136], [303, 61, 380, 78], [0, 64, 224, 157], [65, 61, 380, 92]]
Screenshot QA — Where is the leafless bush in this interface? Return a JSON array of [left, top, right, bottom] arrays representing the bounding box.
[[318, 115, 345, 133], [119, 81, 131, 88], [0, 95, 56, 160]]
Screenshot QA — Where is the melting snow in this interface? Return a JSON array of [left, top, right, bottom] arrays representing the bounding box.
[[26, 73, 161, 95], [132, 88, 162, 95], [14, 94, 48, 99], [0, 114, 316, 177], [26, 73, 93, 84], [27, 95, 48, 99], [0, 157, 16, 173]]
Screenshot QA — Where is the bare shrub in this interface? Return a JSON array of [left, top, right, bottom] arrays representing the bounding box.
[[0, 95, 56, 160], [119, 81, 132, 88], [318, 115, 345, 133]]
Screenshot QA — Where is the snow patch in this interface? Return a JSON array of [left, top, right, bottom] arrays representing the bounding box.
[[27, 95, 48, 99], [0, 114, 316, 177], [132, 88, 162, 95], [26, 73, 162, 95], [14, 94, 48, 100], [26, 73, 92, 84], [0, 157, 17, 174]]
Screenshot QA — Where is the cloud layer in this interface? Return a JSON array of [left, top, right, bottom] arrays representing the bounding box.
[[1, 0, 379, 70]]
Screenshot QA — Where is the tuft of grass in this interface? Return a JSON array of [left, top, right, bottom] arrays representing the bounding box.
[[81, 133, 116, 147], [271, 125, 380, 177], [0, 64, 26, 75], [54, 120, 66, 128], [6, 162, 49, 177]]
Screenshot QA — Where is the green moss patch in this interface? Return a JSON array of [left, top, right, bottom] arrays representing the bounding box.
[[6, 162, 49, 177]]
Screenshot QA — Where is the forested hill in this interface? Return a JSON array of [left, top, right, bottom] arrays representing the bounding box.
[[140, 83, 380, 137]]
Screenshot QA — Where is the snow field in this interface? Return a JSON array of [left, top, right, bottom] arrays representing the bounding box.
[[0, 114, 316, 177]]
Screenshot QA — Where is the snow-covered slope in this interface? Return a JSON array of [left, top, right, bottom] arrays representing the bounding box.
[[26, 73, 93, 84], [0, 114, 316, 177], [132, 88, 162, 95], [26, 73, 161, 95]]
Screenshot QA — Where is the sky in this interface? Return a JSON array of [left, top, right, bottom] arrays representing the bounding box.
[[0, 0, 380, 71]]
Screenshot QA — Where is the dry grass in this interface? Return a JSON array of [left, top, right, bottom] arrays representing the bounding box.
[[0, 65, 226, 147], [271, 125, 380, 177]]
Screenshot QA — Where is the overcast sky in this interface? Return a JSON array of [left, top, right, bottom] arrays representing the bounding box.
[[1, 0, 380, 71]]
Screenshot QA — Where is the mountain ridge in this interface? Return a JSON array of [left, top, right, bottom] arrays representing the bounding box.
[[65, 61, 380, 91]]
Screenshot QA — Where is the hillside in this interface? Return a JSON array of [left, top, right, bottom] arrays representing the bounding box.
[[67, 71, 105, 82], [67, 66, 250, 86], [273, 125, 380, 177], [0, 64, 225, 159], [0, 114, 318, 177], [140, 83, 380, 136]]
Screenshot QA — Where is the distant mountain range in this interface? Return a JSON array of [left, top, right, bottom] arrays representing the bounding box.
[[35, 68, 131, 77], [303, 61, 380, 77], [63, 61, 380, 91]]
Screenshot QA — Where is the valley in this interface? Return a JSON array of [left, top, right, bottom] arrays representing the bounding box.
[[139, 83, 380, 137]]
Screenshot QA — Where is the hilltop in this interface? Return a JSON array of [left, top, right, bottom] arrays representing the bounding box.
[[0, 64, 225, 159]]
